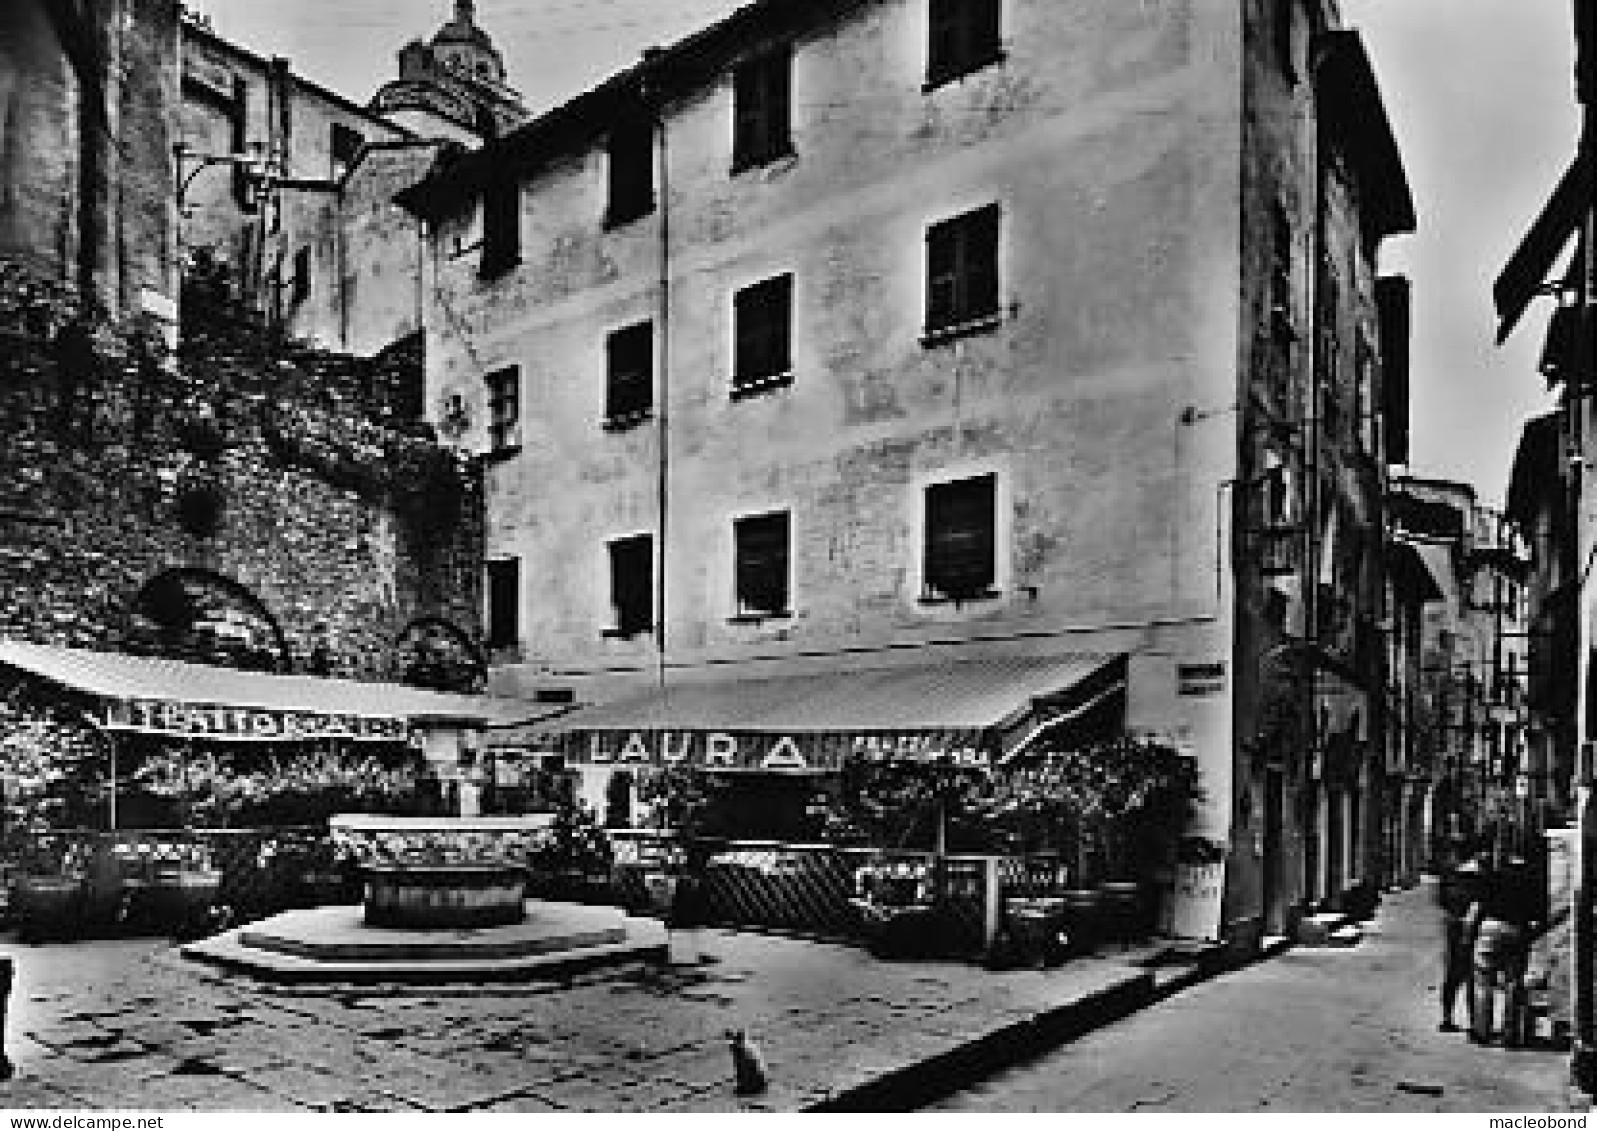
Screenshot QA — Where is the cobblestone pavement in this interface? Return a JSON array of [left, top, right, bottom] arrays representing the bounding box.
[[0, 926, 1156, 1112], [930, 882, 1574, 1113]]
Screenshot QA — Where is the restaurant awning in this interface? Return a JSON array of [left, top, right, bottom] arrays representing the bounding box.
[[0, 639, 549, 742], [533, 653, 1128, 772]]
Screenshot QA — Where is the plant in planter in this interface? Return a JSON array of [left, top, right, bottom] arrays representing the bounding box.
[[526, 796, 613, 901]]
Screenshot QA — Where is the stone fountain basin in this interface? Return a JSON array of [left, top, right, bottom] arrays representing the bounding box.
[[362, 863, 529, 929]]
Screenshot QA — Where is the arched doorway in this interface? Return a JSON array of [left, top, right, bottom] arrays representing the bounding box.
[[126, 568, 289, 672], [393, 616, 487, 694]]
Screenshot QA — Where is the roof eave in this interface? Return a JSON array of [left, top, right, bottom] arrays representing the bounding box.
[[1316, 30, 1416, 242]]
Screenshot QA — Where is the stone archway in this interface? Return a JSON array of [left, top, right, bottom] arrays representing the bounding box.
[[393, 616, 487, 694], [126, 567, 290, 672]]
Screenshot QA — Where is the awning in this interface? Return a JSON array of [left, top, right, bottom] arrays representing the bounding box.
[[1493, 147, 1592, 344], [538, 653, 1128, 772], [1386, 539, 1444, 603], [0, 639, 547, 742]]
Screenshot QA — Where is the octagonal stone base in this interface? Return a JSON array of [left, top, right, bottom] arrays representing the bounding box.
[[181, 901, 667, 984]]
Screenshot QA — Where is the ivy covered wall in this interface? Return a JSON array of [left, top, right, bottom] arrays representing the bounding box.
[[0, 256, 484, 687]]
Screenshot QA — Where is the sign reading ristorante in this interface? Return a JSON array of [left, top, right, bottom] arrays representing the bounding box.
[[562, 729, 994, 771], [102, 698, 410, 743]]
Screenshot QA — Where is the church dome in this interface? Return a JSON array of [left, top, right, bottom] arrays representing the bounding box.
[[432, 0, 494, 51]]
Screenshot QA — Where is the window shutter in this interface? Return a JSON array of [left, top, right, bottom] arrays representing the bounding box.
[[927, 223, 959, 329], [734, 61, 763, 164], [965, 204, 1000, 318], [971, 0, 1001, 58]]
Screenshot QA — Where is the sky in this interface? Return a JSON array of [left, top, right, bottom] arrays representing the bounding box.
[[190, 0, 1581, 506]]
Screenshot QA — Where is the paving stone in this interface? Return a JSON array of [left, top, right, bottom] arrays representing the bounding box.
[[239, 1063, 358, 1109], [118, 1072, 289, 1112], [472, 1091, 566, 1113], [364, 1064, 526, 1113], [0, 1076, 82, 1109]]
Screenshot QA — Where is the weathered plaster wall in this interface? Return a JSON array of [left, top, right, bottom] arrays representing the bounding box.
[[177, 24, 409, 330], [430, 0, 1236, 670]]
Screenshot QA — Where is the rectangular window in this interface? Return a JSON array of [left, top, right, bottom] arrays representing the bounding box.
[[732, 46, 793, 172], [605, 118, 655, 227], [1271, 202, 1293, 339], [923, 473, 998, 602], [606, 534, 654, 637], [486, 558, 520, 650], [927, 0, 1002, 89], [732, 274, 793, 397], [330, 122, 363, 181], [924, 203, 1001, 342], [480, 178, 521, 278], [291, 247, 311, 304], [734, 511, 791, 618], [229, 77, 248, 154], [1274, 0, 1297, 81], [485, 365, 520, 453], [604, 321, 653, 428]]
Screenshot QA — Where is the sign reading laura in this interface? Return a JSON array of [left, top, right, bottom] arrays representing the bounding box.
[[565, 729, 992, 771], [103, 699, 410, 743]]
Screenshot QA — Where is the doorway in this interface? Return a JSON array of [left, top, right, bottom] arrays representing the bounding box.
[[1263, 768, 1284, 933]]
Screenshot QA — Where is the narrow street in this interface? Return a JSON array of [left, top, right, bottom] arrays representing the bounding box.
[[929, 882, 1572, 1113]]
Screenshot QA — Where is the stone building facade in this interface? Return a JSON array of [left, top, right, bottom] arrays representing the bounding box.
[[1392, 477, 1534, 850], [0, 1, 487, 688], [0, 0, 180, 329], [400, 0, 1414, 945], [371, 0, 530, 145], [1507, 411, 1577, 827]]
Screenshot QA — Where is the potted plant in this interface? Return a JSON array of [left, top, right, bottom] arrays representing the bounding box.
[[526, 796, 613, 902]]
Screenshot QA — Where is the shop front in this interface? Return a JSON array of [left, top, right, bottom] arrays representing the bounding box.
[[494, 653, 1212, 958], [0, 639, 547, 936]]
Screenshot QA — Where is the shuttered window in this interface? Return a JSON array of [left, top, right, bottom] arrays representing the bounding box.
[[608, 535, 653, 637], [733, 46, 793, 172], [927, 0, 1002, 89], [486, 559, 520, 650], [604, 321, 653, 428], [480, 178, 521, 278], [734, 511, 791, 618], [924, 474, 997, 601], [733, 274, 793, 397], [485, 365, 520, 453], [925, 204, 1000, 341], [606, 117, 655, 227]]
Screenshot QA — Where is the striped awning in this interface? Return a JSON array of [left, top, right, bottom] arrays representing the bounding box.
[[531, 654, 1128, 772], [0, 639, 546, 742]]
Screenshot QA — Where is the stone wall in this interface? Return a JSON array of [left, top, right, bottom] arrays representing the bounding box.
[[0, 257, 482, 685]]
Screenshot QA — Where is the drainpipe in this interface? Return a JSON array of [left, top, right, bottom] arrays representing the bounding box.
[[1570, 82, 1597, 1098], [644, 49, 671, 693]]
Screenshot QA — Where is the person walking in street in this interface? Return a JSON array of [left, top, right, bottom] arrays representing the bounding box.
[[1438, 838, 1483, 1032], [1469, 844, 1542, 1046]]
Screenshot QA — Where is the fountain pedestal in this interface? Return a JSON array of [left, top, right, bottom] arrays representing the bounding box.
[[181, 813, 666, 983], [363, 864, 527, 929]]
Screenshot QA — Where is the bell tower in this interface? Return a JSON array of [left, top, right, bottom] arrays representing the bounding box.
[[370, 0, 528, 144]]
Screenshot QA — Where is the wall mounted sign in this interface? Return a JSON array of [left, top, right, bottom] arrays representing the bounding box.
[[562, 728, 993, 772], [103, 698, 410, 743], [1177, 662, 1226, 697]]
